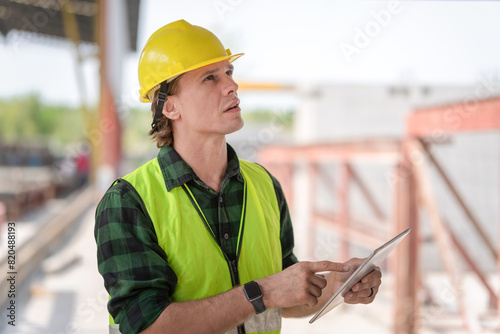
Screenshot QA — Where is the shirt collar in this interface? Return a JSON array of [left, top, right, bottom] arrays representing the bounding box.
[[157, 143, 242, 192]]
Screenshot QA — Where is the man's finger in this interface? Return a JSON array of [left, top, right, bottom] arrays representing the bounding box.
[[345, 286, 377, 304], [308, 273, 327, 290], [309, 285, 323, 298], [307, 261, 349, 273], [361, 267, 381, 283]]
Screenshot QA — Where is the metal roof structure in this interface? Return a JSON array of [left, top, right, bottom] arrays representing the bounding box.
[[0, 0, 141, 51]]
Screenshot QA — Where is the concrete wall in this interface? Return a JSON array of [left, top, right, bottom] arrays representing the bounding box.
[[294, 84, 480, 142]]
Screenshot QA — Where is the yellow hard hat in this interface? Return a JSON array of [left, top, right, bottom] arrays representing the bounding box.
[[138, 19, 244, 103]]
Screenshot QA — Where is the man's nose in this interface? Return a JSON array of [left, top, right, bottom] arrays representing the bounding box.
[[222, 75, 239, 96]]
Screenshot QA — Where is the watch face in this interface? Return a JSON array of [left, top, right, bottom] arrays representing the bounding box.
[[245, 281, 262, 299]]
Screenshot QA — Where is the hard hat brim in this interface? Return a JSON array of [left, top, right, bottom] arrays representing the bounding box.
[[139, 52, 244, 103]]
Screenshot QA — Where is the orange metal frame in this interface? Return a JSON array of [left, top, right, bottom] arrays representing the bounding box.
[[257, 97, 500, 333]]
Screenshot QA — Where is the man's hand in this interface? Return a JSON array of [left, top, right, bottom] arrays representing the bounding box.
[[280, 258, 383, 318], [257, 261, 349, 310], [329, 257, 382, 305]]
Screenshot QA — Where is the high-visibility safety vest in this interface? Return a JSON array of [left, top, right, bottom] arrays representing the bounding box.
[[109, 158, 283, 334]]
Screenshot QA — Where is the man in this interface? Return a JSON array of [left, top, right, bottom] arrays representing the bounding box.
[[95, 20, 382, 334]]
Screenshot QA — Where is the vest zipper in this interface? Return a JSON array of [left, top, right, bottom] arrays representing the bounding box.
[[228, 259, 245, 334], [229, 259, 240, 286]]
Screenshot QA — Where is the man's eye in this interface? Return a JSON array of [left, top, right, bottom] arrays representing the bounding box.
[[226, 70, 233, 76], [204, 75, 214, 81]]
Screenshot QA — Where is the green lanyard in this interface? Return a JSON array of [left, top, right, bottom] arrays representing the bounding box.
[[181, 170, 248, 260]]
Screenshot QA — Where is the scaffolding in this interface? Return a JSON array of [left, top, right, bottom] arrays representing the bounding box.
[[258, 97, 500, 333]]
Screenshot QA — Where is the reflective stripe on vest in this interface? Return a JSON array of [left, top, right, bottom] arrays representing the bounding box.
[[109, 158, 282, 334], [109, 324, 120, 334]]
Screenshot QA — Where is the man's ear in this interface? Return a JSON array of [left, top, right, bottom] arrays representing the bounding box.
[[162, 98, 180, 120]]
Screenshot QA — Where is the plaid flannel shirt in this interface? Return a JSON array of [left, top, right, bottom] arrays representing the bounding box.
[[94, 144, 298, 334]]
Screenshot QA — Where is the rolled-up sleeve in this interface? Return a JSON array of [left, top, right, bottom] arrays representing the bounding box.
[[94, 181, 177, 334]]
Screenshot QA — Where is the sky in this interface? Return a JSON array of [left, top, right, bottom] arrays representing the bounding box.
[[0, 0, 499, 110]]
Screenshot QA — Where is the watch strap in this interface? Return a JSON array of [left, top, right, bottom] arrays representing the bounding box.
[[243, 281, 266, 314]]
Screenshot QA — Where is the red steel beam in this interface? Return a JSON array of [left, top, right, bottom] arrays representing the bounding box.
[[338, 162, 351, 261], [393, 139, 420, 334], [97, 0, 122, 177], [313, 212, 387, 249], [444, 218, 498, 307], [407, 97, 500, 138], [412, 140, 478, 332], [258, 140, 401, 164]]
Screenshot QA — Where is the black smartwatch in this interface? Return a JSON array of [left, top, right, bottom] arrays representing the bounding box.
[[243, 281, 266, 314]]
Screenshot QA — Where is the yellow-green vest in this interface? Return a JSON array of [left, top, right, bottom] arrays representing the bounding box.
[[109, 158, 283, 334]]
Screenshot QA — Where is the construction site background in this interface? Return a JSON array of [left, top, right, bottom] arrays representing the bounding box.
[[1, 1, 499, 333]]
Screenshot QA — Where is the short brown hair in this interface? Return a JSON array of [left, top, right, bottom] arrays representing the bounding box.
[[148, 76, 182, 148]]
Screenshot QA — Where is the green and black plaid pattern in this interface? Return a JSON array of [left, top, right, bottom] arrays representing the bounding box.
[[95, 144, 297, 334]]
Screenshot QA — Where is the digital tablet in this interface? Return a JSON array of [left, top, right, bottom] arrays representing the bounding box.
[[309, 227, 411, 323]]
